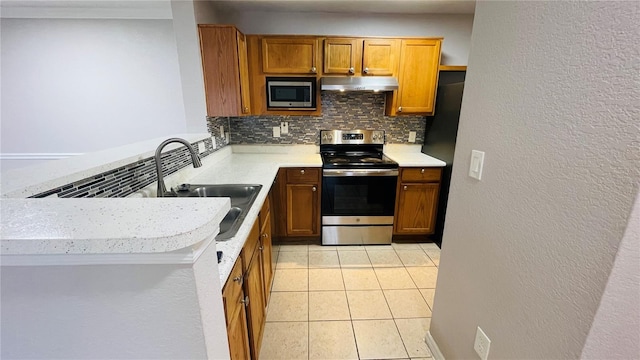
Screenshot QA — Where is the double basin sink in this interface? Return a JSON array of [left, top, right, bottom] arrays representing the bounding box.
[[173, 184, 263, 241]]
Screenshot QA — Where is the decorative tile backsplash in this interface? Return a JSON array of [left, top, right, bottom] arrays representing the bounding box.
[[207, 92, 426, 145], [29, 137, 221, 199]]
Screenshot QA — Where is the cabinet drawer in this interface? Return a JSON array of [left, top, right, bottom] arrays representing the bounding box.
[[401, 167, 442, 182], [286, 168, 320, 183], [223, 258, 244, 325], [241, 220, 261, 272]]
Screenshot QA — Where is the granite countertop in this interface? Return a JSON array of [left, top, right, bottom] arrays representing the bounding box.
[[384, 144, 447, 167], [0, 197, 230, 255], [0, 141, 444, 286]]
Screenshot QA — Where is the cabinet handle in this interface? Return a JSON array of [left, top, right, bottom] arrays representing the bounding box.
[[259, 245, 264, 251], [312, 186, 317, 192], [421, 169, 425, 174], [262, 233, 268, 238], [240, 296, 250, 306], [243, 107, 248, 113], [300, 169, 305, 174], [310, 66, 317, 73], [398, 107, 403, 112], [233, 275, 242, 284], [403, 185, 408, 190], [363, 67, 369, 74], [348, 67, 355, 74]]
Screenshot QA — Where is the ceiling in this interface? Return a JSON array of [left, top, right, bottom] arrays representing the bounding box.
[[211, 0, 476, 15], [0, 0, 475, 18]]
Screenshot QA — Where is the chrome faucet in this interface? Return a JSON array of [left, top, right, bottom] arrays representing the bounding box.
[[155, 138, 202, 197]]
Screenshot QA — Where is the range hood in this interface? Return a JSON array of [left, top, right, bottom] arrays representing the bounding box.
[[321, 77, 399, 91]]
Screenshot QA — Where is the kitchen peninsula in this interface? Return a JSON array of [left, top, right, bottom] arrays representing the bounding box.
[[0, 135, 443, 359]]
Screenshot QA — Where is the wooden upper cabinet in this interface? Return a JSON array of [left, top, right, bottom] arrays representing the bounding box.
[[261, 37, 319, 74], [362, 39, 399, 76], [323, 38, 359, 75], [323, 38, 399, 76], [236, 32, 251, 115], [198, 25, 251, 117], [387, 39, 442, 116]]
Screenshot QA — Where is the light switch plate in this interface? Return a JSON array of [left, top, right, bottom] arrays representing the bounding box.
[[469, 150, 485, 180], [197, 142, 205, 154], [281, 122, 289, 134], [408, 131, 416, 143], [273, 126, 281, 138], [220, 125, 224, 138], [211, 136, 216, 150]]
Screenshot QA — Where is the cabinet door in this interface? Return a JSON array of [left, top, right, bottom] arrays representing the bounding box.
[[226, 302, 251, 360], [222, 259, 250, 360], [236, 31, 251, 115], [362, 39, 399, 76], [286, 183, 319, 236], [199, 25, 249, 117], [260, 210, 273, 304], [323, 38, 358, 75], [395, 183, 440, 234], [394, 39, 441, 115], [244, 248, 266, 359], [262, 37, 318, 74]]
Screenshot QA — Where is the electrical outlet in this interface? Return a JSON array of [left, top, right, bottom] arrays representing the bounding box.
[[225, 132, 229, 143], [408, 131, 416, 143], [474, 326, 491, 360], [197, 142, 205, 154], [273, 126, 280, 138], [211, 136, 216, 150], [220, 125, 224, 138], [281, 122, 289, 134]]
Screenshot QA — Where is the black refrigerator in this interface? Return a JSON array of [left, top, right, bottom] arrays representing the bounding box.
[[421, 71, 466, 247]]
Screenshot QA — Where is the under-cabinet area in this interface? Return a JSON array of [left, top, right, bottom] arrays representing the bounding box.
[[198, 28, 443, 117]]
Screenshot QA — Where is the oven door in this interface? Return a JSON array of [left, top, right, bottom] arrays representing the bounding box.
[[322, 169, 398, 245], [322, 169, 398, 217]]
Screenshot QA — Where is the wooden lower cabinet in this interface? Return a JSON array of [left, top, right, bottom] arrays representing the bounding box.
[[260, 209, 274, 304], [244, 244, 266, 359], [272, 168, 321, 240], [394, 167, 442, 235], [223, 194, 275, 360], [222, 259, 251, 360], [286, 183, 319, 236]]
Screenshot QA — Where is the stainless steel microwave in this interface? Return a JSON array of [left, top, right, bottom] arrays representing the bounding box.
[[266, 77, 316, 110]]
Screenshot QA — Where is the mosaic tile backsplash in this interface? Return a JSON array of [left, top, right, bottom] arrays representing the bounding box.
[[207, 92, 427, 145], [30, 136, 224, 199]]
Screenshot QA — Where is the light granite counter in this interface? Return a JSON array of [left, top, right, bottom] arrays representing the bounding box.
[[0, 198, 230, 256], [1, 141, 444, 285], [384, 144, 447, 167]]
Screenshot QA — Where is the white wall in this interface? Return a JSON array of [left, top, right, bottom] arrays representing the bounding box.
[[430, 2, 639, 359], [170, 0, 221, 135], [582, 193, 640, 359], [224, 11, 473, 65], [0, 242, 230, 359], [0, 18, 187, 167], [1, 264, 207, 359]]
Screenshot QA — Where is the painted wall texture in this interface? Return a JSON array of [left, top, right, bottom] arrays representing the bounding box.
[[430, 2, 639, 359]]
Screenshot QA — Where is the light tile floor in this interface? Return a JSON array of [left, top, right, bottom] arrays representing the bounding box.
[[260, 242, 440, 360]]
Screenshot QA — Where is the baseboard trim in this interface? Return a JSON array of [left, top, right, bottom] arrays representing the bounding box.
[[426, 330, 445, 360]]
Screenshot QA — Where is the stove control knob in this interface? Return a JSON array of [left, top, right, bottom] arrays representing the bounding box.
[[327, 134, 333, 140]]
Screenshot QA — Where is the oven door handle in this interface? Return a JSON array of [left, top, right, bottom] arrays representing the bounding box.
[[323, 169, 399, 177]]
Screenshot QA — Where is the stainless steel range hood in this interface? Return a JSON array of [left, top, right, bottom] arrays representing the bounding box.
[[321, 77, 399, 91]]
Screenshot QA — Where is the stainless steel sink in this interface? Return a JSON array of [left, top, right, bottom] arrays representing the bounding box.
[[174, 184, 263, 241]]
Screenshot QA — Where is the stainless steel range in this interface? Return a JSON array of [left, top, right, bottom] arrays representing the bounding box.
[[320, 130, 399, 245]]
